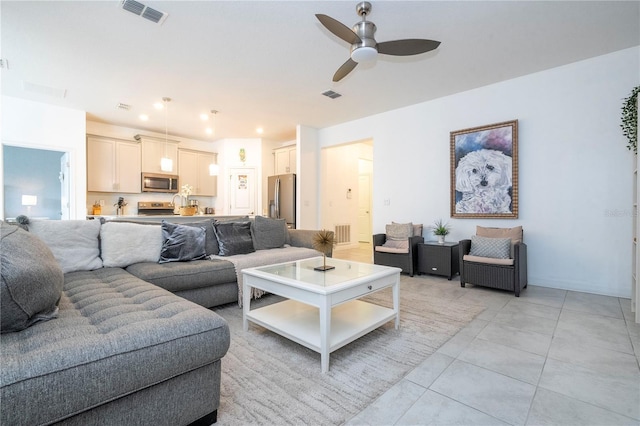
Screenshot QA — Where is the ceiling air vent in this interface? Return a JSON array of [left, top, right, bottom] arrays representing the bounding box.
[[119, 0, 168, 25], [322, 90, 342, 99]]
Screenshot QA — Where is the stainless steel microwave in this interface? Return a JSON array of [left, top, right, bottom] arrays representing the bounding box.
[[141, 173, 179, 193]]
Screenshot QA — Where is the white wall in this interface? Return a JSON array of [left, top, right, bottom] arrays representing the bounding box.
[[1, 96, 87, 219], [317, 47, 640, 298], [297, 125, 319, 229]]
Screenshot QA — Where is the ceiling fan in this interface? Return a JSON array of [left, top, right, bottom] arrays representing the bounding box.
[[316, 1, 441, 82]]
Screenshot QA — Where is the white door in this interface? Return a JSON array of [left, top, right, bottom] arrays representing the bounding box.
[[229, 168, 256, 216], [59, 152, 70, 220], [358, 173, 372, 242]]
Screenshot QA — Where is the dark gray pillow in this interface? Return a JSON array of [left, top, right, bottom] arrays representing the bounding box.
[[181, 219, 218, 256], [1, 221, 64, 333], [253, 215, 287, 250], [213, 221, 255, 256], [159, 221, 207, 263]]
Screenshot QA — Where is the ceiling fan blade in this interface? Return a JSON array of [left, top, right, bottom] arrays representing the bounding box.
[[377, 39, 441, 56], [316, 14, 362, 45], [333, 58, 358, 82]]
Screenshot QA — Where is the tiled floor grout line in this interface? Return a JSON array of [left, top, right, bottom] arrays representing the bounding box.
[[338, 244, 640, 425]]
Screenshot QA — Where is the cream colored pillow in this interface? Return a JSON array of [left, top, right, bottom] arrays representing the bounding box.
[[386, 223, 413, 240], [476, 226, 522, 244], [393, 221, 423, 237], [476, 225, 523, 258]]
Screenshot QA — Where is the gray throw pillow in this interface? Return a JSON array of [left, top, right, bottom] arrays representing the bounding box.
[[181, 219, 218, 255], [469, 235, 511, 259], [213, 221, 255, 256], [1, 222, 64, 333], [159, 221, 207, 263], [252, 215, 287, 250]]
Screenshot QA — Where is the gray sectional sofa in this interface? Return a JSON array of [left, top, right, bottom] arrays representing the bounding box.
[[0, 216, 326, 425]]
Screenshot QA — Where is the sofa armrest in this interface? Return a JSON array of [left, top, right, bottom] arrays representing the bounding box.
[[288, 229, 334, 257]]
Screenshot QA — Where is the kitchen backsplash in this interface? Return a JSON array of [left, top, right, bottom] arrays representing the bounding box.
[[87, 192, 216, 216]]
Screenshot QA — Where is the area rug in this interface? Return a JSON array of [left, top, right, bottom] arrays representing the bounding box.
[[212, 277, 485, 425]]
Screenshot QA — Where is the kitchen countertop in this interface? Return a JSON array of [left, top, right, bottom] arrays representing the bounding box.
[[86, 214, 249, 221]]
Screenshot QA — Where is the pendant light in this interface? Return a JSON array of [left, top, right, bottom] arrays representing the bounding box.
[[160, 97, 173, 172]]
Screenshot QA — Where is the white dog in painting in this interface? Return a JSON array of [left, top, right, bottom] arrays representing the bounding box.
[[455, 149, 513, 214]]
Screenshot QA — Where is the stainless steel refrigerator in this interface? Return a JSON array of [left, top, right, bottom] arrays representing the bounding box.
[[268, 173, 296, 228]]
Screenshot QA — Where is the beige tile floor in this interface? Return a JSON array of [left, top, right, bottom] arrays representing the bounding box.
[[334, 243, 640, 426]]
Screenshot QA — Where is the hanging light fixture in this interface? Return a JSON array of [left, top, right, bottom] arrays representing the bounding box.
[[208, 110, 219, 175], [160, 97, 173, 172]]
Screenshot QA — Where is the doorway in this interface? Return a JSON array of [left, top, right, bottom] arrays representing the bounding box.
[[358, 158, 373, 243], [3, 145, 69, 220], [228, 167, 257, 216], [320, 140, 373, 248]]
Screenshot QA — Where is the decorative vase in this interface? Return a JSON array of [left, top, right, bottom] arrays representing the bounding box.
[[180, 206, 197, 216], [437, 235, 445, 244]]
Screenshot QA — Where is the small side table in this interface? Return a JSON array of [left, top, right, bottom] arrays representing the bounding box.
[[418, 241, 459, 280]]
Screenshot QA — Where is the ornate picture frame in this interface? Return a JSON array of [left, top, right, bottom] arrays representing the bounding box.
[[450, 120, 518, 219]]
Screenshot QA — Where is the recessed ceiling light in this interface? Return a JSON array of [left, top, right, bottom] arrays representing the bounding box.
[[200, 113, 209, 121], [153, 102, 164, 109], [139, 114, 149, 121], [256, 127, 264, 134], [205, 128, 213, 135]]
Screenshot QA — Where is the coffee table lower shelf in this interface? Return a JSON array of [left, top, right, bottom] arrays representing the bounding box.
[[245, 299, 396, 354]]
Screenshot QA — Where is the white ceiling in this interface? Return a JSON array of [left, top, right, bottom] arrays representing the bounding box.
[[2, 1, 639, 142]]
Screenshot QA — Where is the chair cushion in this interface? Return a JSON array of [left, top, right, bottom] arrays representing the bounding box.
[[375, 245, 409, 254], [381, 239, 409, 251], [385, 223, 413, 240], [463, 254, 514, 266], [470, 235, 511, 259]]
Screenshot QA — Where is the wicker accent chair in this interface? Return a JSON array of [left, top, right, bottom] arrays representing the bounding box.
[[459, 226, 528, 297], [373, 223, 424, 277]]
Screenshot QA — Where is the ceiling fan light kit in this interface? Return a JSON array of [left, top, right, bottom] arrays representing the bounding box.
[[316, 1, 441, 82]]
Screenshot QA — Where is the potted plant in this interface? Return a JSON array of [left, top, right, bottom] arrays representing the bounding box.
[[179, 184, 196, 216], [432, 219, 451, 244], [621, 86, 639, 153]]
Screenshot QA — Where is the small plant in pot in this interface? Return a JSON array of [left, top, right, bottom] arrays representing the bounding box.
[[432, 219, 451, 244]]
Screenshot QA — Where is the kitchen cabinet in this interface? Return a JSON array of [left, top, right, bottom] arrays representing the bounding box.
[[178, 149, 217, 196], [139, 136, 179, 174], [87, 136, 141, 193], [274, 145, 296, 174]]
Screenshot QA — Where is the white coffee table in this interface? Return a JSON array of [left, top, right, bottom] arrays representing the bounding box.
[[242, 256, 401, 373]]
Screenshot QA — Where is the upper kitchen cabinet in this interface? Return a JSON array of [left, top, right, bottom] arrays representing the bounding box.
[[178, 149, 217, 196], [87, 136, 141, 193], [137, 135, 179, 174], [274, 145, 296, 174]]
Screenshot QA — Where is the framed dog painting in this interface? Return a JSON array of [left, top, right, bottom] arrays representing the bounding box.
[[450, 120, 518, 218]]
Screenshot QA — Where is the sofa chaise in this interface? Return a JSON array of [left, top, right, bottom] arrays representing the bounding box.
[[1, 216, 328, 425]]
